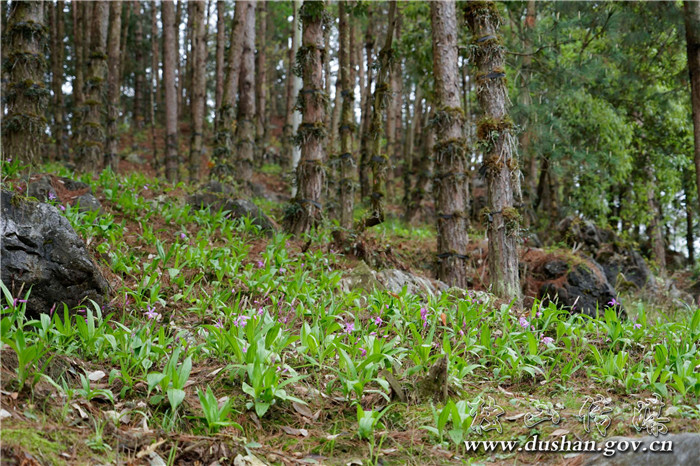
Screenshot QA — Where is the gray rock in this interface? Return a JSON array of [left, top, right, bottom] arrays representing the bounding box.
[[376, 268, 439, 297], [1, 190, 110, 318], [74, 193, 102, 213], [27, 176, 101, 213], [188, 182, 276, 234], [578, 433, 700, 466], [338, 261, 383, 294]]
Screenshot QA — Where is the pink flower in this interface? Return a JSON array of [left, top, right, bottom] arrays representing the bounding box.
[[359, 347, 367, 357], [541, 336, 554, 345], [48, 192, 56, 201], [608, 298, 619, 307], [59, 204, 66, 211], [214, 319, 224, 329], [536, 311, 542, 318], [233, 315, 249, 327], [634, 323, 642, 330], [180, 232, 186, 240], [420, 307, 428, 328], [373, 316, 383, 326], [144, 305, 160, 320], [256, 261, 264, 268], [49, 302, 57, 317], [344, 321, 355, 334], [519, 316, 530, 329]]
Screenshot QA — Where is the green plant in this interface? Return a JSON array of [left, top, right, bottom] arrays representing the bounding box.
[[196, 385, 242, 434]]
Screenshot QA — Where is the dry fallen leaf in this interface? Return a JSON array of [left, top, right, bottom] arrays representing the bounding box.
[[505, 413, 527, 421], [550, 428, 570, 438], [281, 426, 309, 437], [292, 401, 314, 419]]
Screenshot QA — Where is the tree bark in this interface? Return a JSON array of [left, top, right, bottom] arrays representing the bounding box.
[[358, 7, 374, 200], [175, 0, 184, 113], [50, 1, 66, 161], [151, 1, 160, 173], [105, 1, 122, 170], [235, 1, 256, 189], [402, 85, 423, 212], [162, 0, 179, 182], [521, 0, 537, 224], [338, 0, 356, 229], [214, 0, 225, 129], [465, 1, 521, 304], [646, 167, 667, 275], [406, 106, 434, 223], [684, 1, 700, 219], [282, 0, 303, 170], [430, 0, 470, 288], [71, 1, 84, 139], [211, 1, 245, 180], [75, 2, 108, 171], [255, 1, 268, 158], [286, 0, 327, 235], [119, 1, 132, 84], [362, 1, 397, 229], [2, 1, 48, 167], [188, 0, 207, 183], [133, 1, 145, 128]]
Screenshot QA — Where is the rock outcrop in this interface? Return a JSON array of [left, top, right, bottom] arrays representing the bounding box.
[[188, 181, 277, 234], [1, 190, 110, 317]]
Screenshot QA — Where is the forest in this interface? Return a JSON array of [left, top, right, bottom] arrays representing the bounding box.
[[1, 0, 700, 464]]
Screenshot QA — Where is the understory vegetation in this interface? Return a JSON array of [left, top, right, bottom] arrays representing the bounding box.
[[1, 165, 699, 465]]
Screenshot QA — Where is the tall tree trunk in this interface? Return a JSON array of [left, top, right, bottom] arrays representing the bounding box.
[[119, 1, 132, 85], [235, 1, 256, 189], [338, 0, 356, 229], [402, 85, 423, 212], [214, 0, 225, 130], [431, 0, 470, 287], [282, 0, 302, 170], [151, 1, 160, 173], [76, 2, 108, 171], [133, 1, 145, 128], [646, 167, 667, 275], [71, 1, 84, 144], [406, 106, 434, 223], [386, 11, 402, 201], [521, 0, 537, 224], [105, 1, 122, 170], [362, 1, 397, 229], [255, 1, 268, 158], [286, 0, 327, 235], [50, 1, 66, 161], [175, 0, 184, 113], [211, 1, 245, 180], [465, 1, 521, 304], [358, 7, 374, 201], [188, 0, 207, 183], [162, 0, 179, 182], [3, 1, 48, 167], [684, 1, 700, 218]]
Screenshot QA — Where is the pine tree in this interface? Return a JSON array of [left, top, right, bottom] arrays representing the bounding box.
[[188, 0, 207, 183], [235, 0, 256, 189], [2, 0, 48, 167], [684, 0, 700, 216], [105, 1, 122, 170], [337, 0, 356, 229], [75, 1, 108, 171], [286, 0, 328, 235], [162, 0, 179, 182], [430, 0, 470, 287], [465, 1, 521, 303]]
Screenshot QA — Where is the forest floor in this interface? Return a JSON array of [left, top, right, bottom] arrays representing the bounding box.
[[1, 158, 699, 466]]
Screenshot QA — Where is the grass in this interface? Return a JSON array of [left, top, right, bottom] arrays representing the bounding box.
[[1, 163, 699, 465]]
